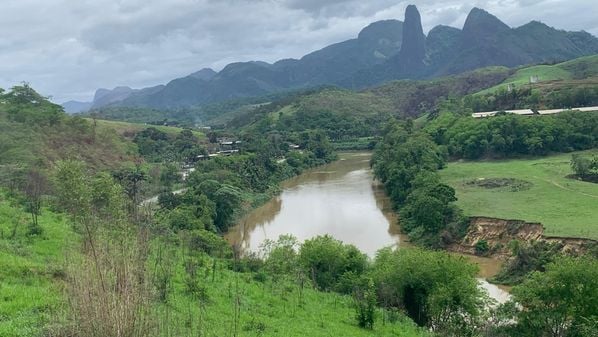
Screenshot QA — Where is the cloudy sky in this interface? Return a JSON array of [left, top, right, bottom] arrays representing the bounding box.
[[1, 0, 597, 103]]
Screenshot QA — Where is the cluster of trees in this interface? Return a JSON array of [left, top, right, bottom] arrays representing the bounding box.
[[133, 127, 207, 163], [425, 111, 598, 159], [571, 153, 598, 182], [499, 256, 598, 337], [0, 83, 64, 126], [371, 121, 466, 247]]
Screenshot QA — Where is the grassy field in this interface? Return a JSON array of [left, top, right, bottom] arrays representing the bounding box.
[[476, 55, 598, 95], [0, 192, 74, 337], [440, 150, 598, 239], [158, 258, 427, 337], [91, 118, 205, 139]]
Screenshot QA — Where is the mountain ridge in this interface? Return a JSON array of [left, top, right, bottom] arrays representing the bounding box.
[[72, 5, 598, 113]]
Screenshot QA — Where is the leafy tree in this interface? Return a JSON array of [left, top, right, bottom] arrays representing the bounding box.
[[160, 163, 181, 190], [353, 278, 377, 329], [299, 235, 367, 292], [53, 160, 92, 222], [212, 185, 242, 232], [510, 257, 598, 337], [2, 83, 64, 126], [22, 169, 47, 233], [260, 235, 300, 278], [112, 164, 148, 218], [371, 248, 486, 334]]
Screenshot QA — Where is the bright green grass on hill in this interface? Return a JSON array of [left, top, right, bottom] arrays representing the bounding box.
[[0, 193, 74, 337], [157, 255, 428, 337], [440, 150, 598, 240], [90, 118, 205, 139], [476, 55, 598, 95]]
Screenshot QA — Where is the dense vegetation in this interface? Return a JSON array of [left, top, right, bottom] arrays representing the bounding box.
[[425, 110, 598, 159], [371, 108, 598, 335], [571, 153, 598, 182], [3, 49, 598, 337], [372, 121, 466, 247]]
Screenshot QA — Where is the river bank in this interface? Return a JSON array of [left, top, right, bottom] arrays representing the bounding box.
[[449, 216, 598, 259]]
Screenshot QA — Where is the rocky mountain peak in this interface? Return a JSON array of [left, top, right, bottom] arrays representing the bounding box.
[[397, 4, 426, 73], [463, 7, 510, 39]]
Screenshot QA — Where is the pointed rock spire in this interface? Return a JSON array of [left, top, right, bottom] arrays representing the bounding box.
[[398, 4, 426, 73]]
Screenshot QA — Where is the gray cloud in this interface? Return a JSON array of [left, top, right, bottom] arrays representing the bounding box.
[[0, 0, 596, 102]]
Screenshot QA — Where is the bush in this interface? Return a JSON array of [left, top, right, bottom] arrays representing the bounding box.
[[186, 229, 231, 257], [299, 235, 367, 292], [475, 240, 490, 256]]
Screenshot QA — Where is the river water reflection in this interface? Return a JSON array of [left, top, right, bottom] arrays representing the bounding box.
[[226, 152, 404, 255], [226, 152, 510, 302]]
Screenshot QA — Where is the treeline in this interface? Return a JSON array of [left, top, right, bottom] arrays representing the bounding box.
[[372, 121, 466, 247], [133, 127, 206, 163], [240, 234, 486, 334], [425, 110, 598, 159], [464, 85, 598, 112]]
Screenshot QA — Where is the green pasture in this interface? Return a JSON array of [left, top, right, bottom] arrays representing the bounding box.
[[440, 150, 598, 239]]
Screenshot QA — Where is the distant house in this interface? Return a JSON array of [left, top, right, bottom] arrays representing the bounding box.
[[195, 153, 220, 161], [529, 75, 539, 84], [217, 149, 239, 156], [288, 143, 300, 150], [217, 138, 242, 152]]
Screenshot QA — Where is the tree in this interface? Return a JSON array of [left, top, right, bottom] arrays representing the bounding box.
[[4, 83, 64, 126], [511, 257, 598, 337], [53, 160, 92, 222], [261, 235, 300, 277], [113, 164, 148, 219], [299, 235, 367, 292], [354, 278, 377, 329], [160, 163, 181, 190], [571, 154, 597, 179], [22, 169, 48, 234], [212, 185, 242, 232], [371, 248, 486, 334]]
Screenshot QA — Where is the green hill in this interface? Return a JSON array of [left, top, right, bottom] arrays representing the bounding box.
[[476, 54, 598, 95], [0, 84, 209, 175]]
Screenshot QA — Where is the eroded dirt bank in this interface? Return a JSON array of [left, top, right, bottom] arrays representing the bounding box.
[[449, 217, 597, 258]]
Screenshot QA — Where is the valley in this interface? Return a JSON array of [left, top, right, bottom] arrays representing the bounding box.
[[1, 2, 598, 337]]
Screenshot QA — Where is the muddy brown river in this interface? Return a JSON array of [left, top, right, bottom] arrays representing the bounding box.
[[226, 152, 510, 303]]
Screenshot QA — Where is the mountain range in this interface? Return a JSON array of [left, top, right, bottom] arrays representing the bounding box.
[[66, 5, 598, 112]]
